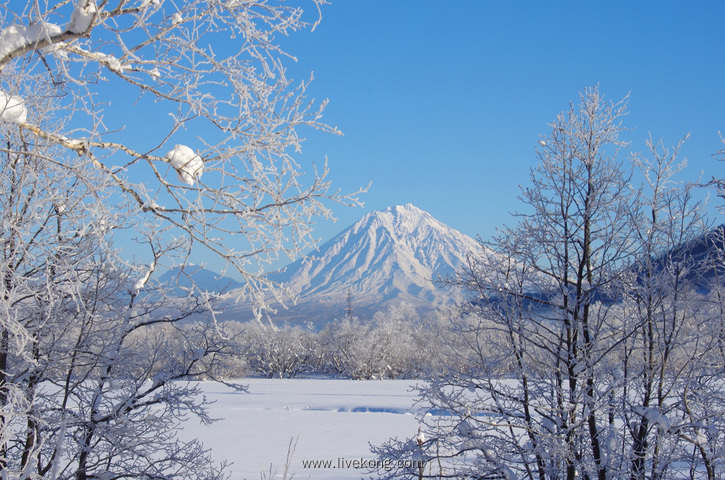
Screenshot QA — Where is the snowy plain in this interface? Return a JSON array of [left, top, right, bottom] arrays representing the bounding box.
[[180, 378, 424, 480]]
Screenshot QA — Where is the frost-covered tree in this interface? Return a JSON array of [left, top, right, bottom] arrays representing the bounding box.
[[314, 304, 429, 380], [0, 0, 360, 306], [0, 134, 233, 477], [373, 87, 723, 480], [368, 303, 430, 379], [0, 0, 357, 477], [316, 316, 379, 379], [245, 322, 313, 378], [615, 136, 722, 480], [713, 135, 725, 206]]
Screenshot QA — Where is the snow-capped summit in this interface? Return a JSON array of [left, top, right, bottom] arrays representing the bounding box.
[[250, 204, 484, 323]]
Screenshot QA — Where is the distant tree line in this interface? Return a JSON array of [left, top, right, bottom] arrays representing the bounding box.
[[186, 302, 463, 381]]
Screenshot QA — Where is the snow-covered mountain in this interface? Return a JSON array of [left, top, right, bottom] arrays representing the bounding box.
[[222, 204, 484, 324]]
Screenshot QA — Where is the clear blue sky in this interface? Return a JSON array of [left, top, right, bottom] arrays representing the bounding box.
[[275, 1, 724, 246], [31, 0, 720, 274]]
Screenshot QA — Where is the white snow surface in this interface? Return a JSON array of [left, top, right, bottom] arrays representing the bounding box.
[[164, 144, 203, 185], [179, 378, 422, 479], [0, 92, 27, 124]]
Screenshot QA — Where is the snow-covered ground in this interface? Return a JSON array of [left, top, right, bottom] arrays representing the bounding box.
[[180, 378, 424, 480]]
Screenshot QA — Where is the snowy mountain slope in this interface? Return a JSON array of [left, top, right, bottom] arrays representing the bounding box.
[[221, 204, 486, 324]]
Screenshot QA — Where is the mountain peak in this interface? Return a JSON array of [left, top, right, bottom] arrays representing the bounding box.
[[238, 204, 484, 324], [378, 203, 427, 219], [386, 203, 423, 214], [353, 204, 442, 238]]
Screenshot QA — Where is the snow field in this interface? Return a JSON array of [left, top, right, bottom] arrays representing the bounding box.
[[181, 378, 424, 480]]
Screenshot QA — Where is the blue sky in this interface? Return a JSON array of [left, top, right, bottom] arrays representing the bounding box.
[[16, 0, 721, 273], [275, 1, 724, 246]]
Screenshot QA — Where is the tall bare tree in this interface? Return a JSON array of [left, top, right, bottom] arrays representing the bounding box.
[[373, 87, 722, 480], [0, 1, 360, 477]]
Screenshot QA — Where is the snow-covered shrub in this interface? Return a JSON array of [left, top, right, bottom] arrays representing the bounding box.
[[315, 316, 396, 380], [313, 304, 434, 380], [245, 323, 315, 379]]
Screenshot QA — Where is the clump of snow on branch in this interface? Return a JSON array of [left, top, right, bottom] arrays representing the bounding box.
[[132, 262, 155, 294], [165, 144, 204, 186], [0, 92, 27, 124], [501, 465, 518, 480], [0, 22, 62, 59], [633, 406, 671, 431], [89, 52, 125, 72], [68, 0, 98, 33]]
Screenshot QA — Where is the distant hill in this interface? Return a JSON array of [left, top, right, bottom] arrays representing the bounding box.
[[219, 204, 488, 325], [159, 265, 243, 295], [647, 224, 725, 291], [486, 224, 725, 309]]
